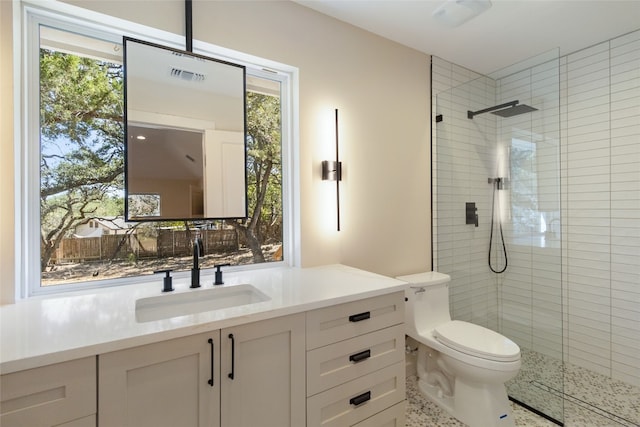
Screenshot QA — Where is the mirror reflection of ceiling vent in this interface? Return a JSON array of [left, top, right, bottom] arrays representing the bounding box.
[[170, 67, 206, 82]]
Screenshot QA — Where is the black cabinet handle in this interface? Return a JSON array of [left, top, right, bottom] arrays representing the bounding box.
[[349, 349, 371, 363], [228, 333, 235, 380], [207, 338, 214, 386], [349, 391, 371, 406], [349, 311, 370, 322]]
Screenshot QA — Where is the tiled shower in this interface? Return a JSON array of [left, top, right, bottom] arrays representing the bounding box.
[[432, 29, 639, 424]]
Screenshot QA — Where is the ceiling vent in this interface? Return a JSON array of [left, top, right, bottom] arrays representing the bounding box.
[[432, 0, 492, 27], [170, 67, 206, 82]]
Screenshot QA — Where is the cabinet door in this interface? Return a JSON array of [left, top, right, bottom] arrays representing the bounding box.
[[99, 331, 220, 427], [220, 313, 305, 427]]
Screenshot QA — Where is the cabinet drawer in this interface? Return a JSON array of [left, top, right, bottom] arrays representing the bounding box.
[[306, 362, 405, 427], [56, 415, 96, 427], [352, 401, 406, 427], [307, 324, 404, 396], [0, 357, 96, 427], [306, 292, 404, 350]]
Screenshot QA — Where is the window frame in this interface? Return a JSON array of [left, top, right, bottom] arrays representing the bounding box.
[[18, 2, 299, 298]]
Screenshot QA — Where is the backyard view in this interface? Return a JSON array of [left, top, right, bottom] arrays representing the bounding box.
[[39, 28, 283, 286]]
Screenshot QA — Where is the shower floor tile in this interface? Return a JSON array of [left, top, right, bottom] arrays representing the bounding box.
[[510, 349, 640, 427], [407, 348, 640, 426]]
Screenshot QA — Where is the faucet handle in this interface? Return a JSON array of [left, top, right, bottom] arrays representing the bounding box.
[[154, 269, 174, 292], [214, 263, 231, 286]]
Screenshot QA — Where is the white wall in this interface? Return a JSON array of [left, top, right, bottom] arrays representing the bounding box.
[[176, 0, 433, 277], [0, 0, 15, 304], [1, 0, 432, 302]]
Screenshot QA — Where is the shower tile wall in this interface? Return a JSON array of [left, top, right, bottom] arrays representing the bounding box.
[[432, 28, 640, 388], [496, 58, 563, 360], [432, 60, 498, 329], [562, 30, 640, 386]]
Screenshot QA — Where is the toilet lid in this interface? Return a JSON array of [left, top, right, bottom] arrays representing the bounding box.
[[434, 320, 520, 362]]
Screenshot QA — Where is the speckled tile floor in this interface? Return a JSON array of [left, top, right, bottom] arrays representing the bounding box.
[[406, 375, 558, 427], [405, 348, 640, 427]]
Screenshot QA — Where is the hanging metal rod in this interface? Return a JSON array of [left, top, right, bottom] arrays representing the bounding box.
[[185, 0, 193, 52], [467, 100, 518, 119]]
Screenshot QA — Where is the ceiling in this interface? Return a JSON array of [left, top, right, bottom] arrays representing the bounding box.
[[295, 0, 640, 75]]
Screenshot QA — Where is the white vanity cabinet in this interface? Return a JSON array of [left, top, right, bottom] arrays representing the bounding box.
[[220, 312, 305, 427], [98, 313, 305, 427], [98, 331, 220, 427], [0, 357, 96, 427], [306, 292, 406, 427]]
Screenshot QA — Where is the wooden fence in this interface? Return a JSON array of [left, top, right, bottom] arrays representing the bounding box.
[[52, 229, 239, 263]]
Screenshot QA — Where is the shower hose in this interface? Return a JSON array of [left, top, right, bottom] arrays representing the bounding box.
[[489, 179, 508, 274]]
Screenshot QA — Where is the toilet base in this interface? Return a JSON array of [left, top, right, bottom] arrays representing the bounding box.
[[417, 376, 455, 413], [455, 379, 515, 427], [417, 376, 515, 427]]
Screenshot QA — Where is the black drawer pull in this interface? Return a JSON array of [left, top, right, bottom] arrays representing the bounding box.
[[349, 391, 371, 406], [348, 311, 370, 322], [349, 349, 371, 363], [228, 333, 235, 380], [207, 338, 214, 386]]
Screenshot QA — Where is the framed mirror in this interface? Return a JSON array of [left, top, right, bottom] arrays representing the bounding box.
[[124, 37, 247, 221]]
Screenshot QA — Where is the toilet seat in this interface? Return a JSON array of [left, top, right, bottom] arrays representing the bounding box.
[[434, 320, 520, 362]]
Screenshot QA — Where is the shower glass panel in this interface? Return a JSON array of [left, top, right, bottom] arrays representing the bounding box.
[[433, 50, 563, 423]]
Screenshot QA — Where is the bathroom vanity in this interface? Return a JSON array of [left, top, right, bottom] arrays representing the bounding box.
[[0, 265, 407, 427]]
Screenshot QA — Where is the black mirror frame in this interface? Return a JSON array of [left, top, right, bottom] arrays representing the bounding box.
[[123, 36, 248, 222]]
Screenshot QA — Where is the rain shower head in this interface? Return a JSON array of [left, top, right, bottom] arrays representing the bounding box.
[[492, 104, 538, 117], [467, 100, 538, 119]]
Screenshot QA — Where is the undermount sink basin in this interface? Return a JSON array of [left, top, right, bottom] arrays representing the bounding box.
[[135, 284, 270, 322]]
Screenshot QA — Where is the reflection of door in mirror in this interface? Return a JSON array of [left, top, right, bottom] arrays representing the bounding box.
[[127, 125, 204, 219], [190, 186, 204, 216], [203, 130, 245, 217]]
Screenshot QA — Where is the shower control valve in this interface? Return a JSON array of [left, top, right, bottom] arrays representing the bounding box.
[[466, 202, 479, 227]]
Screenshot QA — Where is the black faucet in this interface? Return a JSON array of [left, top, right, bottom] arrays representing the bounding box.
[[214, 263, 230, 285], [191, 236, 204, 288]]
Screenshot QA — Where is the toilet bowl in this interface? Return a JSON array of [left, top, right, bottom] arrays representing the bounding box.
[[397, 272, 521, 427]]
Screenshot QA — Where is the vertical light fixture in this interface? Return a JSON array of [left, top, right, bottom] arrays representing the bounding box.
[[322, 109, 342, 231]]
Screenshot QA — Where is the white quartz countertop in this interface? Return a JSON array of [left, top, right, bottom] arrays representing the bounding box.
[[1, 264, 407, 374]]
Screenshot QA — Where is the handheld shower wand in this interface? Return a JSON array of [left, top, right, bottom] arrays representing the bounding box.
[[488, 178, 508, 274]]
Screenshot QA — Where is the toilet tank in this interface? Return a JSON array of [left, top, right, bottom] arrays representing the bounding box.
[[396, 272, 452, 338]]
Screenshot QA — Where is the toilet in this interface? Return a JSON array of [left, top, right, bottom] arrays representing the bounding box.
[[397, 271, 521, 427]]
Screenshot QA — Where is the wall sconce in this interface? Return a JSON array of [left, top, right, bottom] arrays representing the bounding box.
[[322, 109, 342, 231]]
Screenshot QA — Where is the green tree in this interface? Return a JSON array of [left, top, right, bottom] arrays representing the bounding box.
[[233, 91, 282, 262], [39, 49, 124, 270]]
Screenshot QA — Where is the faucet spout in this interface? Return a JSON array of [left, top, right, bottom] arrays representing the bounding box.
[[191, 236, 204, 288]]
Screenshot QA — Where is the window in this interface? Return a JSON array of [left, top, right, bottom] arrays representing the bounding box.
[[127, 194, 161, 218], [510, 135, 560, 247], [510, 137, 539, 235], [24, 8, 292, 296]]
